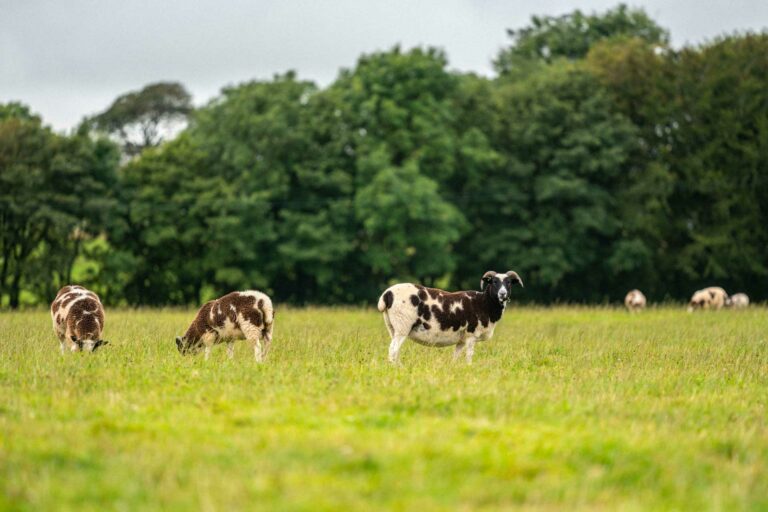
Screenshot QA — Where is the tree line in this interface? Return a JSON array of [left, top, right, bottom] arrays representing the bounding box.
[[1, 4, 766, 308]]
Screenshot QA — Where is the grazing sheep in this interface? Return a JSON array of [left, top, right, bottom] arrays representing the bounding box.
[[176, 290, 274, 361], [624, 289, 647, 312], [50, 285, 109, 353], [377, 270, 523, 364], [728, 293, 749, 309], [688, 286, 729, 312]]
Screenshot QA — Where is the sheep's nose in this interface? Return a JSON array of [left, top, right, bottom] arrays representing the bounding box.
[[499, 291, 508, 300]]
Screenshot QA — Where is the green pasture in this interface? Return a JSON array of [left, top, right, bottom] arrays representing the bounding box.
[[0, 307, 766, 510]]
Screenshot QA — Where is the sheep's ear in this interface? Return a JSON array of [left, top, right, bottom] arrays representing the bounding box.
[[506, 270, 524, 288], [90, 340, 108, 352], [481, 271, 496, 290]]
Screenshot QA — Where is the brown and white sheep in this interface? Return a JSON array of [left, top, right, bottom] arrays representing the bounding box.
[[688, 286, 729, 312], [624, 289, 646, 312], [377, 270, 523, 364], [50, 285, 108, 353], [176, 290, 274, 361], [728, 293, 749, 308]]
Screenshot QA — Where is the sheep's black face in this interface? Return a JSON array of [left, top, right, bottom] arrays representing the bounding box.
[[175, 336, 201, 355], [481, 271, 524, 304], [70, 336, 109, 352]]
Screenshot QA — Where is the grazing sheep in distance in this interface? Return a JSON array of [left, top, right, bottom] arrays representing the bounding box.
[[624, 289, 646, 312], [688, 286, 729, 312], [377, 270, 523, 364], [728, 293, 749, 308], [176, 290, 274, 361], [50, 285, 109, 353]]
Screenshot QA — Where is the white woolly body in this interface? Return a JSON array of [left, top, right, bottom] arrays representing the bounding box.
[[379, 283, 502, 347], [624, 289, 646, 311], [50, 285, 104, 352], [730, 293, 749, 308], [181, 289, 274, 362], [210, 290, 273, 341], [688, 286, 728, 311]]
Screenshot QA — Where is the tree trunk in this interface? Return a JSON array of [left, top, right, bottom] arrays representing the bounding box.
[[9, 268, 21, 309]]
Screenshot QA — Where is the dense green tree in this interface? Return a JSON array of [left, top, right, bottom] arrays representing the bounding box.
[[0, 104, 118, 307], [495, 4, 668, 74], [486, 65, 639, 301], [4, 8, 768, 307], [661, 35, 768, 297], [89, 82, 192, 157], [588, 33, 768, 298]]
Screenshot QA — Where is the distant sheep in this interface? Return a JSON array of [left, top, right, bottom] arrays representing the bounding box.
[[176, 290, 274, 361], [624, 289, 646, 312], [728, 293, 749, 309], [377, 270, 523, 364], [688, 286, 729, 312], [50, 285, 109, 353]]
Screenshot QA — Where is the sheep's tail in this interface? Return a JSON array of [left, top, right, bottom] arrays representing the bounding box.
[[259, 296, 275, 339], [377, 289, 393, 312]]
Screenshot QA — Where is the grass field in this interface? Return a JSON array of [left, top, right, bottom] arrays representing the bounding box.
[[1, 306, 767, 511]]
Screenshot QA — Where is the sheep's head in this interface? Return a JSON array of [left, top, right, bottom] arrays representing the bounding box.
[[175, 336, 201, 355], [70, 335, 109, 352], [687, 297, 706, 312], [481, 270, 524, 303]]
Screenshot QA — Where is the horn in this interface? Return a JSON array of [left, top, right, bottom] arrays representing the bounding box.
[[506, 270, 524, 288], [480, 271, 497, 291]]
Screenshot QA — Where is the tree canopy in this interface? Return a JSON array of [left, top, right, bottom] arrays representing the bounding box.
[[89, 81, 192, 157], [2, 5, 767, 307]]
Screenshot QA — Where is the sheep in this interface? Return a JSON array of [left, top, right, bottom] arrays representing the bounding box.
[[624, 289, 646, 312], [687, 286, 729, 312], [50, 285, 109, 353], [176, 290, 274, 361], [728, 293, 750, 309], [377, 270, 523, 364]]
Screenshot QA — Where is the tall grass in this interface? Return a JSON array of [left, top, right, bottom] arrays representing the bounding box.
[[1, 306, 766, 510]]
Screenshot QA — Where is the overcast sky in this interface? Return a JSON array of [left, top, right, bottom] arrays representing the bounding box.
[[2, 0, 766, 131]]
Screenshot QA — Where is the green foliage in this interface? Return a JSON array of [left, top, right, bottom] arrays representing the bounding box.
[[89, 81, 192, 156], [3, 8, 768, 306], [2, 307, 768, 509], [495, 4, 668, 74], [355, 158, 465, 282], [588, 33, 768, 298], [0, 105, 119, 307]]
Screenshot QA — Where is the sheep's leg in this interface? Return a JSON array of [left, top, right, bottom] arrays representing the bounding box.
[[226, 341, 235, 359], [56, 331, 66, 355], [453, 342, 466, 361], [201, 332, 217, 361], [388, 335, 407, 364], [251, 337, 264, 362], [464, 338, 477, 364], [382, 312, 395, 339], [261, 330, 272, 360], [241, 323, 265, 362]]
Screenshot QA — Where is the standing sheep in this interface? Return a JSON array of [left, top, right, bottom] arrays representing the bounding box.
[[728, 293, 750, 308], [50, 285, 109, 353], [377, 270, 523, 364], [624, 289, 647, 312], [688, 286, 729, 312], [176, 290, 274, 361]]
